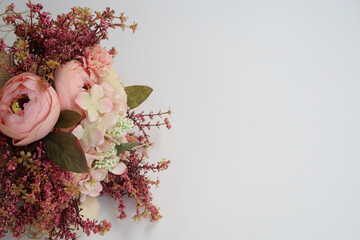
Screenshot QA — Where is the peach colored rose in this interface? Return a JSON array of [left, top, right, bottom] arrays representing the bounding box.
[[0, 73, 60, 146], [54, 60, 93, 114], [84, 45, 113, 77]]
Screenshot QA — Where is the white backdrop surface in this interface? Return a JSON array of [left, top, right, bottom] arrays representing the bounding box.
[[4, 0, 360, 239]]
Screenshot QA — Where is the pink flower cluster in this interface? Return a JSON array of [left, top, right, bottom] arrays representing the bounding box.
[[0, 45, 130, 199], [0, 137, 111, 239], [0, 2, 171, 240], [62, 45, 129, 198]]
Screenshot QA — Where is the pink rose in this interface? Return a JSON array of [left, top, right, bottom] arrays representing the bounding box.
[[84, 45, 113, 77], [54, 60, 93, 114], [0, 73, 60, 146]]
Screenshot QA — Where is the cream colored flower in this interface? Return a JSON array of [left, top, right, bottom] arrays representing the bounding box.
[[75, 84, 113, 122]]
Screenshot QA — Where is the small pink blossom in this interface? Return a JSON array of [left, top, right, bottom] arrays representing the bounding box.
[[98, 67, 128, 115], [85, 148, 106, 167], [101, 82, 127, 115], [84, 45, 113, 77], [82, 180, 103, 197], [72, 112, 118, 152], [80, 169, 107, 197], [98, 67, 127, 103]]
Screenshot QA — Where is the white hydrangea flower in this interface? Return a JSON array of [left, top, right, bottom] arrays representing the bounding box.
[[72, 112, 118, 152], [75, 84, 113, 122]]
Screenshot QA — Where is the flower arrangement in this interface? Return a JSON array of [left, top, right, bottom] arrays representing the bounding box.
[[0, 2, 171, 239]]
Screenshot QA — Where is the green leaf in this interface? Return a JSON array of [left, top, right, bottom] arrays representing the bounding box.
[[125, 85, 153, 109], [115, 142, 139, 154], [43, 132, 88, 173], [54, 110, 81, 129]]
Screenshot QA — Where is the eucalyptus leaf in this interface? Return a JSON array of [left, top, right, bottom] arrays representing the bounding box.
[[115, 142, 139, 155], [125, 85, 153, 109], [43, 132, 88, 173], [54, 110, 81, 129]]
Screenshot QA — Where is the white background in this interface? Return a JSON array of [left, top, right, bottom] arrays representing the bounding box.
[[4, 0, 360, 239]]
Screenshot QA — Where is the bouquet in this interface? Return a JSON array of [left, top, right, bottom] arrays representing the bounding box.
[[0, 2, 171, 239]]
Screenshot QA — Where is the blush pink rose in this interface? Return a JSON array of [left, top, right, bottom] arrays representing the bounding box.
[[0, 72, 60, 146], [84, 45, 113, 78], [54, 60, 93, 114]]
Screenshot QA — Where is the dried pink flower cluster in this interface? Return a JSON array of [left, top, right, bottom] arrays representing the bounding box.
[[0, 1, 170, 239], [103, 109, 172, 222], [1, 1, 137, 80], [0, 136, 112, 239]]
